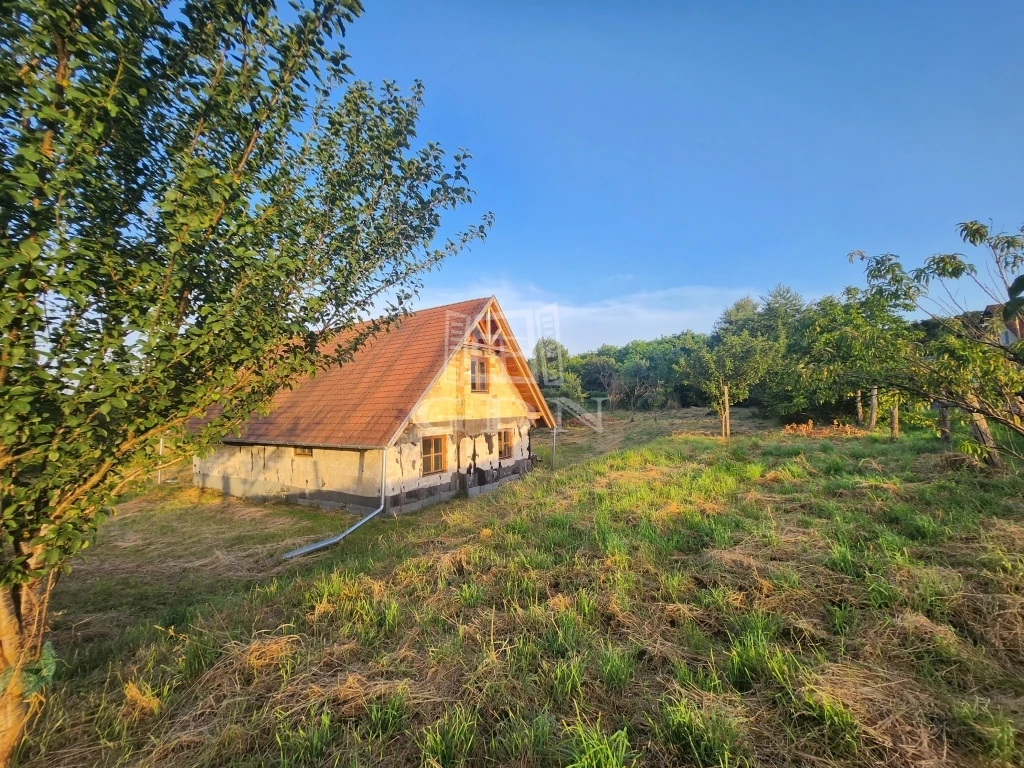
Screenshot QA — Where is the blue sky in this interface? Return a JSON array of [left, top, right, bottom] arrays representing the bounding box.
[[343, 1, 1024, 352]]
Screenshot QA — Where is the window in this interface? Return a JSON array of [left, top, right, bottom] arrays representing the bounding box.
[[498, 429, 513, 459], [422, 435, 447, 475], [470, 355, 488, 392], [294, 446, 313, 456]]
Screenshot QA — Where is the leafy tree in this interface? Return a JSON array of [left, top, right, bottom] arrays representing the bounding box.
[[616, 356, 659, 419], [852, 220, 1024, 463], [746, 285, 805, 411], [713, 296, 759, 339], [783, 290, 919, 427], [677, 332, 779, 437], [558, 371, 586, 404], [753, 284, 805, 341], [531, 336, 570, 388], [570, 354, 619, 396], [0, 0, 488, 757]]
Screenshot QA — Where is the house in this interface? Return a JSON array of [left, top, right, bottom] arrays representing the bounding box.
[[193, 297, 555, 513], [983, 304, 1023, 346]]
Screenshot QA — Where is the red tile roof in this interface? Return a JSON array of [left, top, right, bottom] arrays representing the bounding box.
[[983, 304, 1024, 339], [222, 297, 547, 449]]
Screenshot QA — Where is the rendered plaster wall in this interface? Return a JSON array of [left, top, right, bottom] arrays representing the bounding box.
[[193, 444, 385, 510]]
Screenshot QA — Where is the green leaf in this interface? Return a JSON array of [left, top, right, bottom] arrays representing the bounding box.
[[19, 240, 41, 259]]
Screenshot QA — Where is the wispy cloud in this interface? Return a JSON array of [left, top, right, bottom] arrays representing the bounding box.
[[414, 279, 758, 353]]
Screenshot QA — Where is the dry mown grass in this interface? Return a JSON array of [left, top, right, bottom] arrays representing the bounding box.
[[15, 420, 1024, 767]]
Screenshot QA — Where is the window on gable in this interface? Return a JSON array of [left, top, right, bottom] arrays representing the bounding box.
[[422, 435, 447, 475], [470, 355, 489, 392], [294, 446, 313, 457], [498, 429, 513, 459]]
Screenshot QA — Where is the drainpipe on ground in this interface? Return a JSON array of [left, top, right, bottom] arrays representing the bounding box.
[[281, 447, 388, 560]]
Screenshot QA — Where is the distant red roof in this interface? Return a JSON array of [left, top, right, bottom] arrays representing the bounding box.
[[983, 304, 1024, 339], [218, 297, 551, 449]]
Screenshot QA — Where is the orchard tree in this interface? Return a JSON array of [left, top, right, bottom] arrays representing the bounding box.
[[0, 0, 490, 759], [616, 356, 659, 419], [677, 331, 779, 437], [852, 220, 1024, 463], [570, 354, 619, 396], [792, 290, 919, 429]]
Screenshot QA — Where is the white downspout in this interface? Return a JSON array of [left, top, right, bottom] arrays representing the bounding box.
[[281, 446, 389, 560]]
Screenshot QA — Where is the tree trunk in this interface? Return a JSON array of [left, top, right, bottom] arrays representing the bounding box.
[[970, 411, 1002, 469], [0, 677, 27, 768], [889, 404, 899, 441], [722, 385, 730, 439], [868, 386, 878, 430], [0, 575, 48, 768], [938, 403, 952, 449], [855, 389, 863, 427]]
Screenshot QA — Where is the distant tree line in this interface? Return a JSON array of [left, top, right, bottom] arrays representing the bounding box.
[[532, 223, 1024, 458]]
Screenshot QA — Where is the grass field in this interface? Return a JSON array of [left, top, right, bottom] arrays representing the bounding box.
[[17, 408, 1024, 767]]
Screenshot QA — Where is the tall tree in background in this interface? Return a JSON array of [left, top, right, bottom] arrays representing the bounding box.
[[0, 0, 490, 758], [752, 284, 806, 341], [713, 296, 759, 339], [677, 331, 779, 437], [747, 285, 806, 414], [531, 336, 570, 388]]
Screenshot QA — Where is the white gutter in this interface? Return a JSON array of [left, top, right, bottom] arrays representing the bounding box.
[[281, 447, 388, 560]]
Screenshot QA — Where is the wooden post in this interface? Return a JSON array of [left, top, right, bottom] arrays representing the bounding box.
[[889, 404, 899, 441], [855, 390, 864, 427], [551, 426, 557, 471], [722, 385, 730, 439], [938, 403, 951, 449], [157, 438, 164, 484], [868, 386, 878, 430]]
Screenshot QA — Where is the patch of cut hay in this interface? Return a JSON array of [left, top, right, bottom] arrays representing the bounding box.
[[242, 634, 299, 671], [783, 420, 868, 438], [123, 680, 162, 719], [936, 452, 985, 472], [807, 663, 945, 766]]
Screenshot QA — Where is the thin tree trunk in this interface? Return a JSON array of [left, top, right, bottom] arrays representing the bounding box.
[[938, 403, 952, 449], [970, 411, 1002, 468], [890, 404, 899, 441], [855, 390, 864, 427], [868, 386, 878, 430]]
